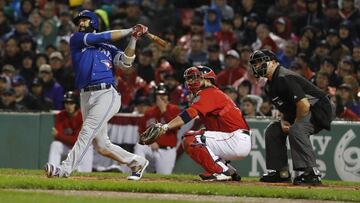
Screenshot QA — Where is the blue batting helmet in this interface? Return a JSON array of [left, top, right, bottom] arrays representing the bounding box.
[[73, 10, 99, 31]]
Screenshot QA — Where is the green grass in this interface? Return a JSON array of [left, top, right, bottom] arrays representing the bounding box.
[[0, 168, 359, 202], [0, 191, 199, 203]]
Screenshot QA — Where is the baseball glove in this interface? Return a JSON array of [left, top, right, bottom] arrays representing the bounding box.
[[139, 123, 168, 145]]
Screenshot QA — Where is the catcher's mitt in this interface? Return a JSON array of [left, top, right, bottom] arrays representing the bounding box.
[[139, 123, 168, 145]]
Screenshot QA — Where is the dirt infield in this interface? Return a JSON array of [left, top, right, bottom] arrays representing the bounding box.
[[7, 189, 349, 203], [72, 175, 360, 191]]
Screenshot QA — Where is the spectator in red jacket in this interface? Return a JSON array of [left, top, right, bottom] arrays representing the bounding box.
[[216, 49, 246, 87], [47, 91, 93, 172]]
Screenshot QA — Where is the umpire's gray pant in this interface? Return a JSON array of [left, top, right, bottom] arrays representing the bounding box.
[[264, 112, 316, 171]]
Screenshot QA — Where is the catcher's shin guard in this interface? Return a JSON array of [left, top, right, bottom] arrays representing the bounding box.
[[182, 130, 224, 174]]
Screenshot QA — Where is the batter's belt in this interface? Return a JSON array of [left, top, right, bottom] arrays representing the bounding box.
[[81, 83, 112, 92]]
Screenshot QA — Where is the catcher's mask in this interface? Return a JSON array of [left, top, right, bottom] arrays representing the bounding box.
[[183, 66, 216, 93], [73, 10, 99, 32], [249, 49, 277, 78]]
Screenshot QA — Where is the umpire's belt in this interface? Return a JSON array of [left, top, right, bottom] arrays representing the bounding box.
[[81, 83, 112, 92]]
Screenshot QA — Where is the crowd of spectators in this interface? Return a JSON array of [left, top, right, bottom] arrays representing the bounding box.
[[0, 0, 360, 121]]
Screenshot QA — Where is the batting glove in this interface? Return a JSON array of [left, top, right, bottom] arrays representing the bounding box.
[[131, 24, 148, 39]]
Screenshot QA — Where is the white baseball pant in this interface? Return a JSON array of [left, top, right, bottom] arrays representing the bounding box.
[[203, 129, 252, 169], [60, 86, 147, 177]]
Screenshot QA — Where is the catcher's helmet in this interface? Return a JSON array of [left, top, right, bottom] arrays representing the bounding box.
[[249, 49, 278, 77], [155, 82, 168, 95], [73, 10, 99, 31], [63, 91, 77, 103], [183, 66, 216, 93]]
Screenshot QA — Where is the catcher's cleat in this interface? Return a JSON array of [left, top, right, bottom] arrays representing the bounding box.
[[231, 172, 241, 181], [260, 171, 291, 183], [224, 161, 241, 181], [127, 160, 149, 181], [199, 169, 234, 181], [44, 163, 61, 178], [293, 171, 322, 186]]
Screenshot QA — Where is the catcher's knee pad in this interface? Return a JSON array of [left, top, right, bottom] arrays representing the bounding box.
[[182, 134, 223, 174]]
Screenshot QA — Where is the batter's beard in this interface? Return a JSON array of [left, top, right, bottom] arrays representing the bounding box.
[[79, 26, 95, 33]]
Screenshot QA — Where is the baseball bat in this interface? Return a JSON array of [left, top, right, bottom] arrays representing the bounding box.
[[145, 32, 170, 48]]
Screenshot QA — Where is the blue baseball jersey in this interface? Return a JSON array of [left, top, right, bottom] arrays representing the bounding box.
[[70, 32, 123, 89]]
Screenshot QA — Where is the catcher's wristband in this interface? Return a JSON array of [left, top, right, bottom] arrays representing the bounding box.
[[162, 124, 169, 131]]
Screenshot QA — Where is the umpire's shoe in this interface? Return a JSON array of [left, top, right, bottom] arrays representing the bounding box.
[[44, 163, 61, 178], [293, 168, 322, 186], [127, 160, 149, 181], [260, 170, 291, 183]]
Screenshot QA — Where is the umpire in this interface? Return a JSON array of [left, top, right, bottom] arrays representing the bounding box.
[[249, 49, 335, 185]]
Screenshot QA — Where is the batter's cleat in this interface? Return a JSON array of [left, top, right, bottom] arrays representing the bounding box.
[[260, 171, 291, 183], [293, 172, 322, 186], [44, 163, 61, 178], [127, 160, 149, 181]]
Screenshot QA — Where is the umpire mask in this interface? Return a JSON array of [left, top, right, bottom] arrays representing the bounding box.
[[249, 49, 277, 78]]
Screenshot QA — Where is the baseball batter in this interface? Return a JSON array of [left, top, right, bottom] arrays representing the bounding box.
[[134, 83, 181, 174], [148, 66, 252, 181], [44, 10, 149, 180]]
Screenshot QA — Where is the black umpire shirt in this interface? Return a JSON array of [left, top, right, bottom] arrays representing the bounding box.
[[265, 65, 328, 125]]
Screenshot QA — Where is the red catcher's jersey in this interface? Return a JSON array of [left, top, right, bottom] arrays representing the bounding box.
[[54, 110, 83, 147], [190, 86, 249, 132], [139, 104, 181, 147]]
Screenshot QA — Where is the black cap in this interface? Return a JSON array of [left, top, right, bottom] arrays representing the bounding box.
[[31, 77, 43, 86], [317, 39, 329, 48], [11, 76, 26, 86], [155, 83, 168, 95], [63, 91, 77, 103], [327, 28, 339, 36], [247, 13, 259, 22]]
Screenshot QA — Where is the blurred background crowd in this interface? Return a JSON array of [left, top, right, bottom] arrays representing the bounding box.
[[0, 0, 360, 121]]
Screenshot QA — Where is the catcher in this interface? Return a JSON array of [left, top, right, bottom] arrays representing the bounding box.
[[135, 83, 181, 174], [140, 66, 251, 181]]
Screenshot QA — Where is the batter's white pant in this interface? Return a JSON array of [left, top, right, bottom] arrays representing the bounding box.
[[48, 140, 93, 172], [202, 129, 252, 170], [134, 144, 177, 174], [60, 86, 147, 177]]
